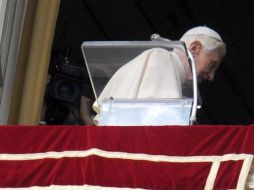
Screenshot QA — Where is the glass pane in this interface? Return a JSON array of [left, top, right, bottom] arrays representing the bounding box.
[[81, 40, 192, 102], [99, 98, 193, 126]]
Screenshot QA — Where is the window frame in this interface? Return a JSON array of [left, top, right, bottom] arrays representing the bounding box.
[[0, 0, 17, 98]]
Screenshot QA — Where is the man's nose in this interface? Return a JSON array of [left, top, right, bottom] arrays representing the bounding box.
[[207, 72, 215, 81]]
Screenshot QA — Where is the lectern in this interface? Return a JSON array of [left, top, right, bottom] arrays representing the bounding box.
[[81, 40, 199, 126]]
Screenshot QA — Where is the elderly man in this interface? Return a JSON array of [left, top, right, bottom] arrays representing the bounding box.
[[179, 26, 226, 83], [92, 26, 226, 122]]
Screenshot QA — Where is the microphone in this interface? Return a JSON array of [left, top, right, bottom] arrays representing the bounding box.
[[150, 33, 170, 41], [150, 33, 199, 125]]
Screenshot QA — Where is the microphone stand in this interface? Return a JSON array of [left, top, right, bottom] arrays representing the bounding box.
[[150, 34, 198, 125]]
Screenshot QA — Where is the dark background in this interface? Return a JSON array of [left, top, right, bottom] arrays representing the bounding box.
[[49, 0, 254, 125]]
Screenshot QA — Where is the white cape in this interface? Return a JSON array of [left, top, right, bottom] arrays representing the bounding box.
[[93, 48, 186, 116]]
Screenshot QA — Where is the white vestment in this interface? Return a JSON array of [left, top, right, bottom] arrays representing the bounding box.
[[93, 48, 187, 119]]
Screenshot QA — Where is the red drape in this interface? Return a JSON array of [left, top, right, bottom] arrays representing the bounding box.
[[0, 125, 253, 189]]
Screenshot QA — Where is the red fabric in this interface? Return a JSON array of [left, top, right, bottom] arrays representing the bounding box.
[[214, 160, 243, 189], [0, 157, 212, 189], [0, 125, 254, 189]]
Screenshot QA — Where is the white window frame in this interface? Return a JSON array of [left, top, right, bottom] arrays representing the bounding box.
[[0, 0, 8, 39], [0, 0, 17, 90], [0, 0, 27, 124], [0, 0, 8, 89]]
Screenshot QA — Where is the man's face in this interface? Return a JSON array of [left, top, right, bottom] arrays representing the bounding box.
[[190, 41, 224, 82], [195, 49, 223, 82]]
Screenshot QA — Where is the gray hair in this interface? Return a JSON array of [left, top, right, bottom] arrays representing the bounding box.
[[180, 34, 226, 57]]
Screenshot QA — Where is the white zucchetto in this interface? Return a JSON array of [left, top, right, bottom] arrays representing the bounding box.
[[182, 26, 222, 41]]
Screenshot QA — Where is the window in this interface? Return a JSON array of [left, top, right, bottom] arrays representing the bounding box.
[[0, 0, 17, 100]]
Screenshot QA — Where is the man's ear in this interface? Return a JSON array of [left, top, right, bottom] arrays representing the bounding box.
[[189, 41, 202, 56]]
